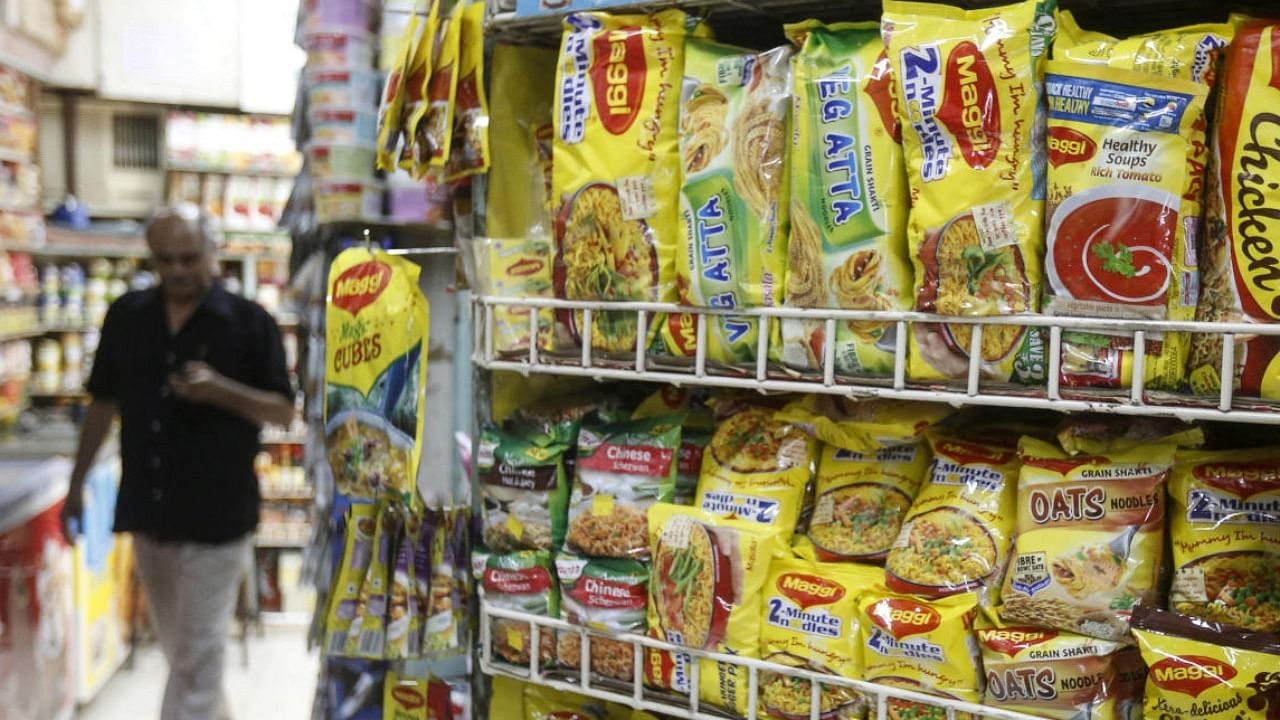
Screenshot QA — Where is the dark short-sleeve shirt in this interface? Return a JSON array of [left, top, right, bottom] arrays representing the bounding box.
[[88, 285, 292, 544]]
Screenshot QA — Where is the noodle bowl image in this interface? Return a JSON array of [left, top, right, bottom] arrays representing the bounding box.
[[886, 508, 998, 592], [808, 484, 913, 560], [709, 408, 810, 474], [760, 652, 861, 720], [326, 410, 412, 498], [653, 521, 726, 650], [1176, 551, 1280, 631]]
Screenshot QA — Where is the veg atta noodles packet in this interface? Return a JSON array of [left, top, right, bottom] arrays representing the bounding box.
[[779, 21, 911, 378], [883, 0, 1055, 384], [1190, 20, 1280, 402], [325, 249, 430, 505]]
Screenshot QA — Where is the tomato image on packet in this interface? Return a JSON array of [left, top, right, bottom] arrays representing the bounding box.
[[883, 0, 1055, 385]]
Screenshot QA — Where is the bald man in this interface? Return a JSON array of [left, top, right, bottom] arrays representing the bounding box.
[[63, 206, 295, 720]]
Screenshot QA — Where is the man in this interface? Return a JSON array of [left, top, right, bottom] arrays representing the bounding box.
[[62, 206, 295, 720]]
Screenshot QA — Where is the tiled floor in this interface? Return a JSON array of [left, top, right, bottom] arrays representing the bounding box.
[[77, 625, 319, 720]]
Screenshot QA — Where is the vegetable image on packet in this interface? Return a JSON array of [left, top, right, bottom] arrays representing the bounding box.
[[631, 387, 715, 505], [885, 434, 1019, 602], [759, 557, 883, 720], [445, 1, 489, 181], [779, 21, 911, 378], [1189, 20, 1280, 402], [551, 10, 700, 356], [666, 40, 792, 365], [976, 623, 1141, 720], [1168, 448, 1280, 632], [796, 442, 932, 564], [565, 415, 679, 559], [1041, 61, 1208, 390], [484, 550, 559, 670], [1131, 606, 1280, 720], [1000, 437, 1175, 641], [325, 248, 430, 506], [412, 0, 462, 172], [695, 404, 817, 540], [554, 553, 648, 683], [882, 0, 1055, 384], [645, 503, 787, 716], [324, 503, 378, 655], [860, 589, 983, 709], [477, 422, 573, 553]]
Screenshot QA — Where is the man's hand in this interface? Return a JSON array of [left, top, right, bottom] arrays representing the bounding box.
[[169, 361, 228, 405], [60, 482, 84, 543]]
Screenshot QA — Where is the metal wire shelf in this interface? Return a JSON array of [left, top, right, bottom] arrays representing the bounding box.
[[471, 295, 1280, 425], [480, 601, 1051, 720]]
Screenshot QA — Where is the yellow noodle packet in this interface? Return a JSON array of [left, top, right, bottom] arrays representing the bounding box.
[[413, 0, 463, 172], [346, 500, 394, 657], [777, 395, 952, 452], [1054, 11, 1233, 83], [446, 1, 490, 181], [376, 13, 424, 171], [860, 588, 983, 706], [384, 672, 429, 720], [324, 503, 378, 655]]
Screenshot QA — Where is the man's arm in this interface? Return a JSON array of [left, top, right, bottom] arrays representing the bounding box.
[[61, 399, 118, 539], [170, 362, 295, 427]]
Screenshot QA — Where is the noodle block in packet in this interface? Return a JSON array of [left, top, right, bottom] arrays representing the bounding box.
[[325, 249, 431, 505], [1041, 60, 1208, 390], [759, 557, 883, 720], [552, 11, 698, 356], [796, 441, 932, 564], [780, 21, 912, 378], [885, 434, 1019, 601], [695, 404, 817, 540], [631, 387, 715, 505], [554, 553, 648, 683], [667, 40, 792, 365], [860, 588, 983, 709], [566, 415, 680, 559], [977, 624, 1144, 720], [645, 503, 786, 715], [1189, 20, 1280, 401], [1000, 437, 1174, 641], [477, 422, 573, 553], [1168, 448, 1280, 632], [485, 550, 559, 670], [1131, 605, 1280, 720], [882, 0, 1054, 384]]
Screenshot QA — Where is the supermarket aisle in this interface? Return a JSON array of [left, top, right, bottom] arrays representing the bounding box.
[[77, 625, 318, 720]]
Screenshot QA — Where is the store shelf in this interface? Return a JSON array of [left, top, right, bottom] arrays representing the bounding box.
[[480, 602, 1046, 720], [166, 164, 298, 178], [473, 296, 1280, 425]]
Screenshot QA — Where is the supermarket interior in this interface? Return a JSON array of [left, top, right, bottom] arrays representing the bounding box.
[[1, 0, 1280, 719]]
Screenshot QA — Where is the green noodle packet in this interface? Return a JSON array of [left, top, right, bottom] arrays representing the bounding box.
[[477, 422, 573, 553], [553, 552, 650, 681], [483, 550, 559, 669]]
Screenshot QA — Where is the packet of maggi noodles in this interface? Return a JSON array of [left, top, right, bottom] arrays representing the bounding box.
[[325, 503, 377, 655], [445, 1, 489, 181], [777, 395, 952, 452], [477, 422, 573, 553], [760, 557, 883, 720], [376, 14, 424, 171], [485, 550, 559, 671], [999, 437, 1174, 641], [554, 553, 648, 683], [325, 249, 430, 505], [1168, 448, 1280, 632], [645, 503, 787, 715], [631, 387, 714, 505], [665, 40, 791, 365], [1055, 413, 1204, 455], [883, 0, 1055, 384], [796, 442, 932, 564], [1131, 606, 1280, 720], [412, 0, 462, 172], [860, 588, 983, 707], [695, 404, 816, 540], [779, 21, 912, 378], [1189, 21, 1280, 402], [976, 623, 1138, 720], [552, 11, 698, 356], [1055, 11, 1232, 84], [885, 434, 1018, 601]]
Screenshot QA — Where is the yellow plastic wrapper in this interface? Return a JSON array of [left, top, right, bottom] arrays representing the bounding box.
[[999, 437, 1175, 641], [1168, 448, 1280, 632], [631, 387, 715, 504], [695, 404, 817, 540], [446, 1, 490, 181], [885, 434, 1019, 602], [346, 500, 394, 657], [760, 557, 883, 720], [1054, 11, 1232, 84], [488, 676, 528, 720], [1055, 414, 1204, 455], [883, 0, 1054, 384], [645, 503, 787, 716], [1131, 606, 1280, 720], [667, 40, 792, 365], [552, 11, 699, 355], [523, 685, 612, 720], [796, 442, 932, 564], [413, 0, 462, 172], [777, 395, 952, 452], [860, 588, 983, 708], [779, 21, 911, 378], [325, 249, 431, 505], [976, 623, 1144, 720], [324, 503, 377, 655], [376, 13, 425, 171], [1189, 21, 1280, 401], [383, 672, 429, 720]]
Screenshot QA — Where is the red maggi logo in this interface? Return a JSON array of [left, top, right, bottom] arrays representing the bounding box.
[[391, 686, 425, 709], [1194, 463, 1280, 498], [870, 598, 941, 638], [331, 261, 391, 316], [778, 573, 845, 610], [1150, 655, 1235, 698], [590, 28, 646, 136], [937, 42, 1000, 170], [977, 628, 1059, 657], [1047, 126, 1097, 166]]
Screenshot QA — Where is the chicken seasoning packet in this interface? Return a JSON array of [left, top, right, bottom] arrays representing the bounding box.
[[780, 21, 911, 378], [883, 0, 1055, 384], [325, 249, 430, 505]]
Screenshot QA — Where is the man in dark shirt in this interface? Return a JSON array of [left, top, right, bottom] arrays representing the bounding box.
[[62, 206, 295, 720]]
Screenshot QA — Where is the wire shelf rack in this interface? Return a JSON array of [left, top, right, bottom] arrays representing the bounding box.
[[480, 601, 1053, 720], [471, 295, 1280, 425]]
